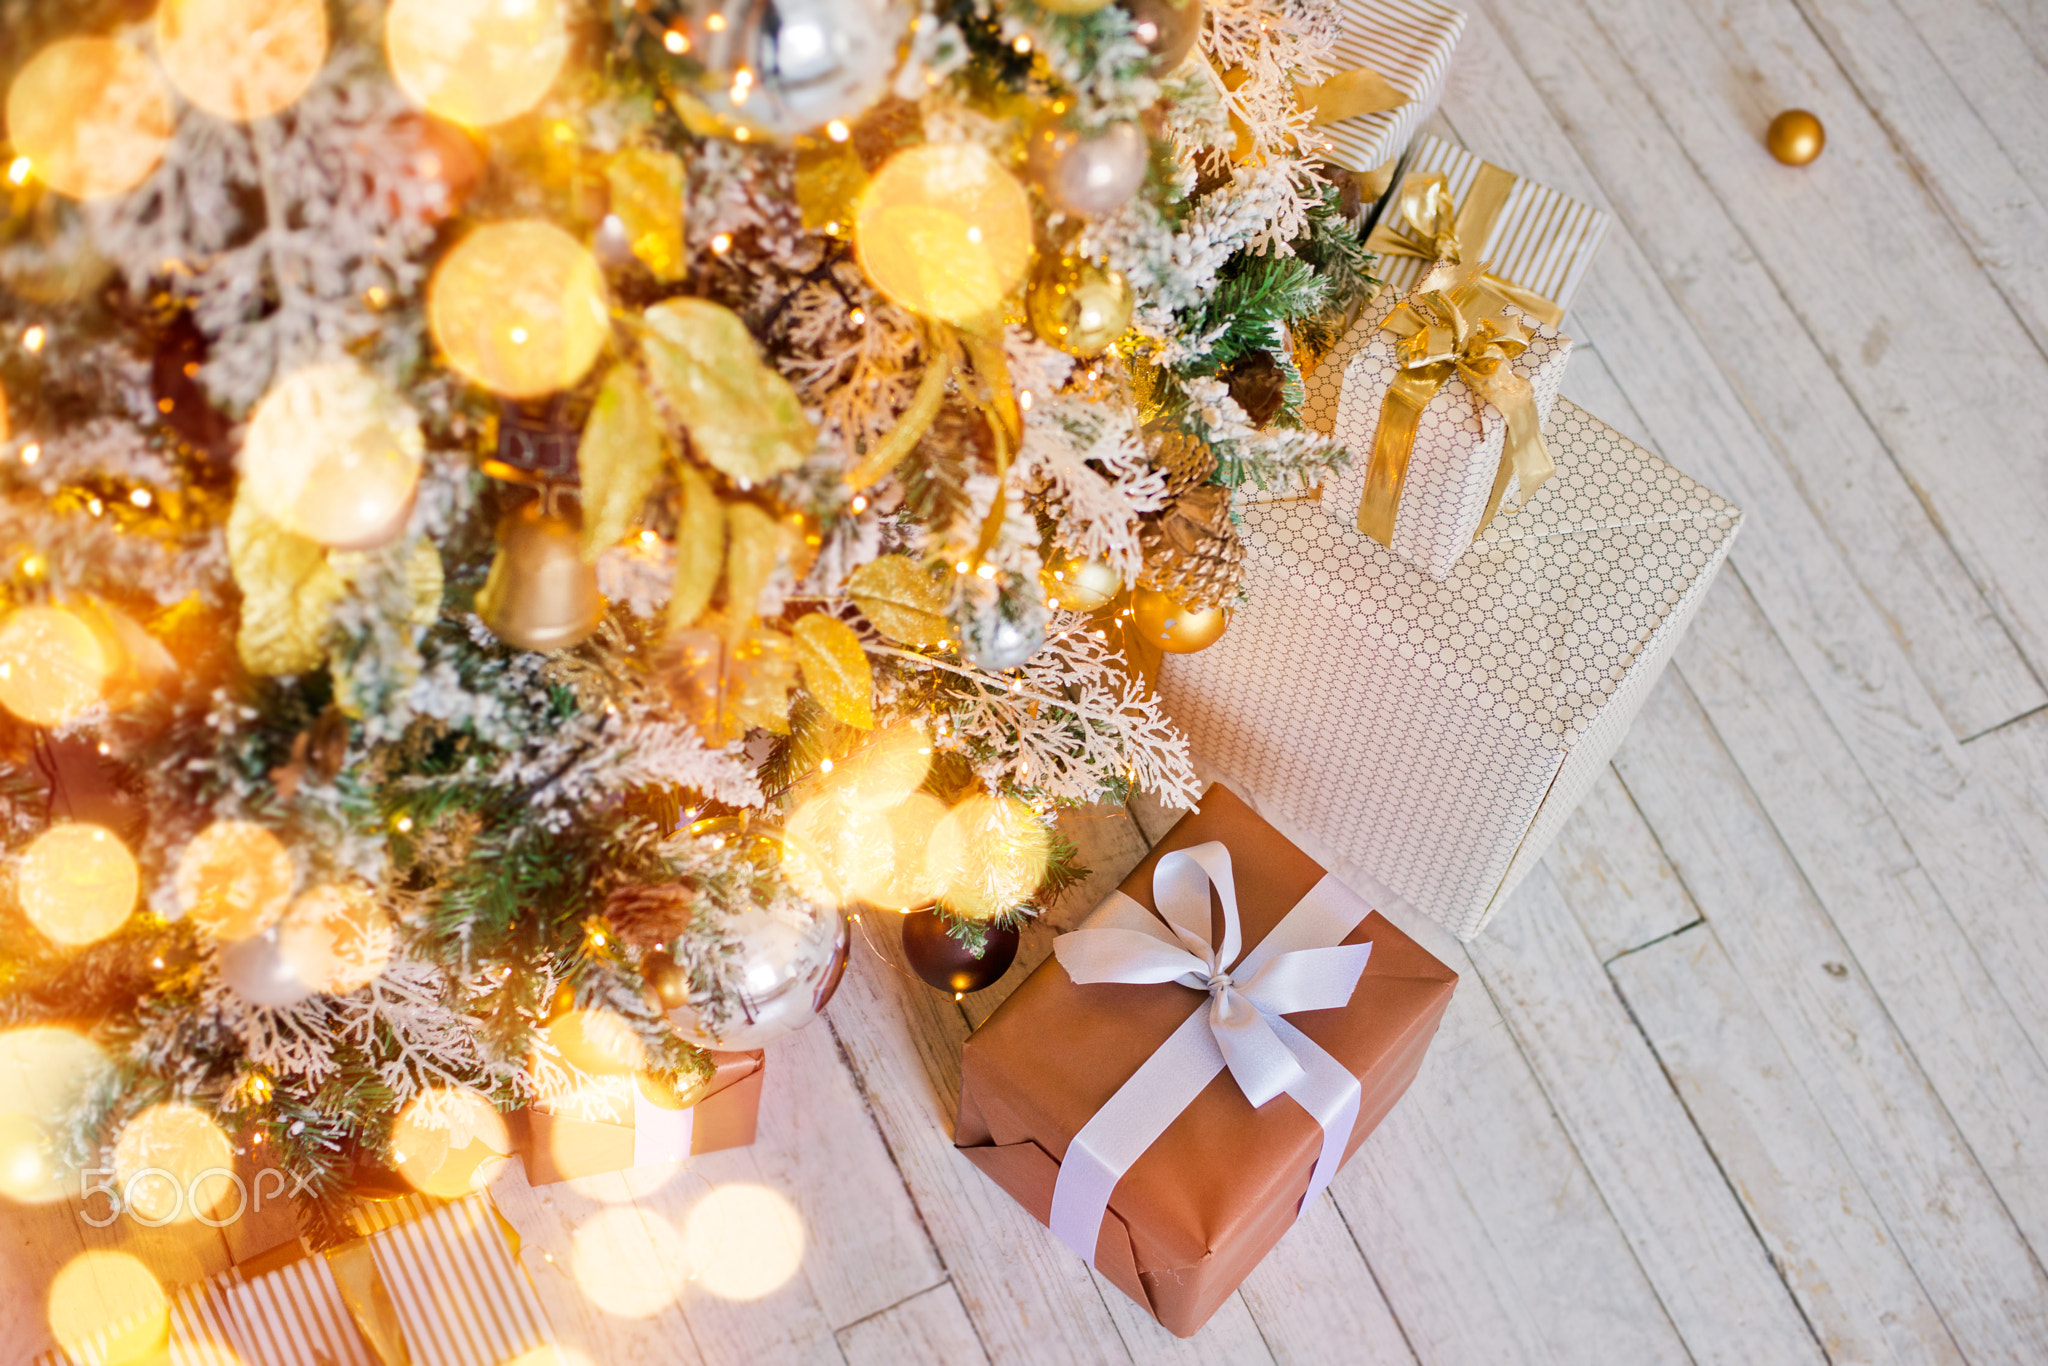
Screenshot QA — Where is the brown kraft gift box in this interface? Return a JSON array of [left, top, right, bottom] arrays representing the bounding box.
[[955, 783, 1457, 1337], [514, 1048, 764, 1186]]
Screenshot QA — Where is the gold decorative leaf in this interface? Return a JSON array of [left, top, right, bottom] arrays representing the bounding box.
[[227, 492, 345, 676], [792, 613, 874, 729], [578, 365, 665, 561], [642, 299, 814, 483], [795, 141, 867, 234], [606, 147, 688, 282], [668, 461, 724, 632], [722, 500, 781, 637], [848, 554, 953, 645]]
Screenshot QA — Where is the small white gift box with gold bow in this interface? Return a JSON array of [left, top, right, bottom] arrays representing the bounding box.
[[1311, 0, 1467, 196]]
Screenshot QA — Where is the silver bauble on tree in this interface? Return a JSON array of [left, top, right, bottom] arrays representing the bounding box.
[[218, 930, 315, 1008], [678, 0, 908, 138], [961, 597, 1048, 670], [1028, 120, 1150, 218]]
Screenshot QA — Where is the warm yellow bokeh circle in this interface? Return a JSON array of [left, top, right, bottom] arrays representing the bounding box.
[[429, 221, 610, 399], [242, 361, 424, 549], [48, 1251, 167, 1366], [686, 1183, 806, 1301], [390, 1087, 511, 1198], [386, 0, 569, 128], [155, 0, 330, 123], [0, 606, 110, 727], [0, 1027, 114, 1204], [855, 143, 1035, 324], [112, 1103, 238, 1225], [175, 819, 296, 941], [5, 38, 172, 200], [277, 883, 393, 994], [17, 824, 139, 948]]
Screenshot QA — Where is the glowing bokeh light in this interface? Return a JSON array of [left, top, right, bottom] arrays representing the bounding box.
[[390, 1087, 511, 1199], [0, 1027, 113, 1204], [545, 1007, 647, 1078], [386, 0, 569, 128], [570, 1206, 693, 1318], [504, 1350, 598, 1366], [5, 39, 172, 200], [276, 884, 393, 994], [855, 143, 1034, 324], [112, 1103, 238, 1224], [155, 0, 330, 123], [175, 820, 296, 941], [428, 221, 610, 399], [16, 823, 139, 948], [242, 361, 424, 548], [924, 794, 1052, 920], [787, 787, 946, 910], [0, 606, 109, 727], [686, 1183, 806, 1301], [47, 1252, 167, 1366]]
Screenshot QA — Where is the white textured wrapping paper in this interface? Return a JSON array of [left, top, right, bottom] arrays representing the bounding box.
[[1159, 398, 1742, 939], [1317, 0, 1466, 176]]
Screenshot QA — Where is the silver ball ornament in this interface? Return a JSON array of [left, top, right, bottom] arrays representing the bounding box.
[[1029, 120, 1149, 218], [219, 930, 316, 1008], [680, 0, 908, 138], [1121, 0, 1203, 72], [662, 896, 849, 1050], [962, 601, 1048, 670]]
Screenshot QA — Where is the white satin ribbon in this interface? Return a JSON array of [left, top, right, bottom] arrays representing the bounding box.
[[632, 1084, 695, 1168], [1047, 843, 1374, 1262]]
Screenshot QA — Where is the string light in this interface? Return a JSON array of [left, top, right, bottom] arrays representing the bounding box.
[[20, 443, 40, 466], [4, 158, 28, 186], [711, 233, 733, 254], [826, 120, 850, 142], [23, 326, 46, 352], [663, 28, 688, 53]]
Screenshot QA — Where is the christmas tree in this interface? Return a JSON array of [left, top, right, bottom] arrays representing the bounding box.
[[0, 0, 1372, 1238]]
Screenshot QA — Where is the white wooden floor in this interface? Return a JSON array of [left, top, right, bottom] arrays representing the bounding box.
[[10, 0, 2048, 1360]]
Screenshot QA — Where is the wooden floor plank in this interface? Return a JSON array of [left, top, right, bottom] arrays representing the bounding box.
[[1537, 764, 1699, 961], [1471, 865, 1823, 1365], [1451, 0, 2048, 741], [1607, 924, 1967, 1366], [1236, 1195, 1419, 1366], [838, 1282, 991, 1366], [1613, 669, 2048, 1360], [1333, 906, 1691, 1366]]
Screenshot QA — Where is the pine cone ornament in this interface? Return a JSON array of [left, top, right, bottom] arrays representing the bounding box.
[[1152, 430, 1218, 501], [604, 882, 700, 953], [1224, 349, 1287, 428], [1139, 485, 1245, 612]]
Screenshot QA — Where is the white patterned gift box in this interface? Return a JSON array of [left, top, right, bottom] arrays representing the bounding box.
[[1157, 398, 1742, 940], [1367, 135, 1613, 325], [1320, 285, 1572, 581], [1315, 0, 1466, 184]]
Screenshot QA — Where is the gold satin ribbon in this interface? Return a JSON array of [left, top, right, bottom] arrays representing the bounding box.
[[1355, 262, 1556, 547], [328, 1239, 412, 1366], [1225, 62, 1410, 164], [1365, 169, 1567, 328]]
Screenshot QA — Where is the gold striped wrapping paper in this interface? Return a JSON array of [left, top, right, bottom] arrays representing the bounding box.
[[1314, 0, 1466, 177], [1369, 135, 1613, 323], [34, 1194, 556, 1366]]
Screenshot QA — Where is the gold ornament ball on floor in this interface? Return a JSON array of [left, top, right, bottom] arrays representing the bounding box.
[[1026, 255, 1134, 358], [1041, 550, 1124, 613], [176, 820, 297, 942], [1131, 587, 1229, 653], [242, 361, 424, 549], [0, 607, 109, 727], [1766, 109, 1825, 166], [477, 496, 604, 652], [855, 143, 1035, 325], [5, 38, 172, 200], [386, 0, 568, 128], [155, 0, 330, 123], [429, 221, 610, 400]]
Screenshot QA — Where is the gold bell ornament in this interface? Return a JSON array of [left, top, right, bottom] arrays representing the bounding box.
[[1040, 549, 1124, 613], [1026, 254, 1133, 359], [1131, 586, 1229, 653], [477, 486, 604, 652]]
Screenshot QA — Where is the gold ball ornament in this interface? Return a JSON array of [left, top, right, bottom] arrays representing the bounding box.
[[0, 607, 109, 727], [429, 221, 611, 399], [476, 495, 605, 653], [16, 824, 138, 948], [386, 0, 568, 128], [242, 362, 424, 549], [1040, 550, 1124, 613], [855, 143, 1035, 325], [155, 0, 330, 123], [5, 38, 172, 201], [1131, 587, 1228, 653], [1037, 0, 1113, 12], [1026, 255, 1133, 359], [175, 820, 297, 942], [1766, 109, 1825, 166]]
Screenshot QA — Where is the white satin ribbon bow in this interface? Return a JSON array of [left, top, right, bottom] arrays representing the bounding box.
[[1047, 842, 1375, 1262], [631, 1084, 694, 1167]]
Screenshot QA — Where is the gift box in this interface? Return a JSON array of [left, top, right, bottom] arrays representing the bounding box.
[[1321, 269, 1573, 580], [512, 1048, 764, 1185], [957, 783, 1457, 1338], [1160, 398, 1743, 940], [1313, 0, 1467, 198], [34, 1193, 557, 1366], [1365, 135, 1613, 327]]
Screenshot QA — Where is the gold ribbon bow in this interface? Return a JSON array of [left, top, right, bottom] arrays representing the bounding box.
[[1365, 170, 1566, 328], [1355, 261, 1556, 547]]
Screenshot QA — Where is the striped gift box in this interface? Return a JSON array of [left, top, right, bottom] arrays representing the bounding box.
[[1315, 0, 1466, 179], [1369, 135, 1613, 324]]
